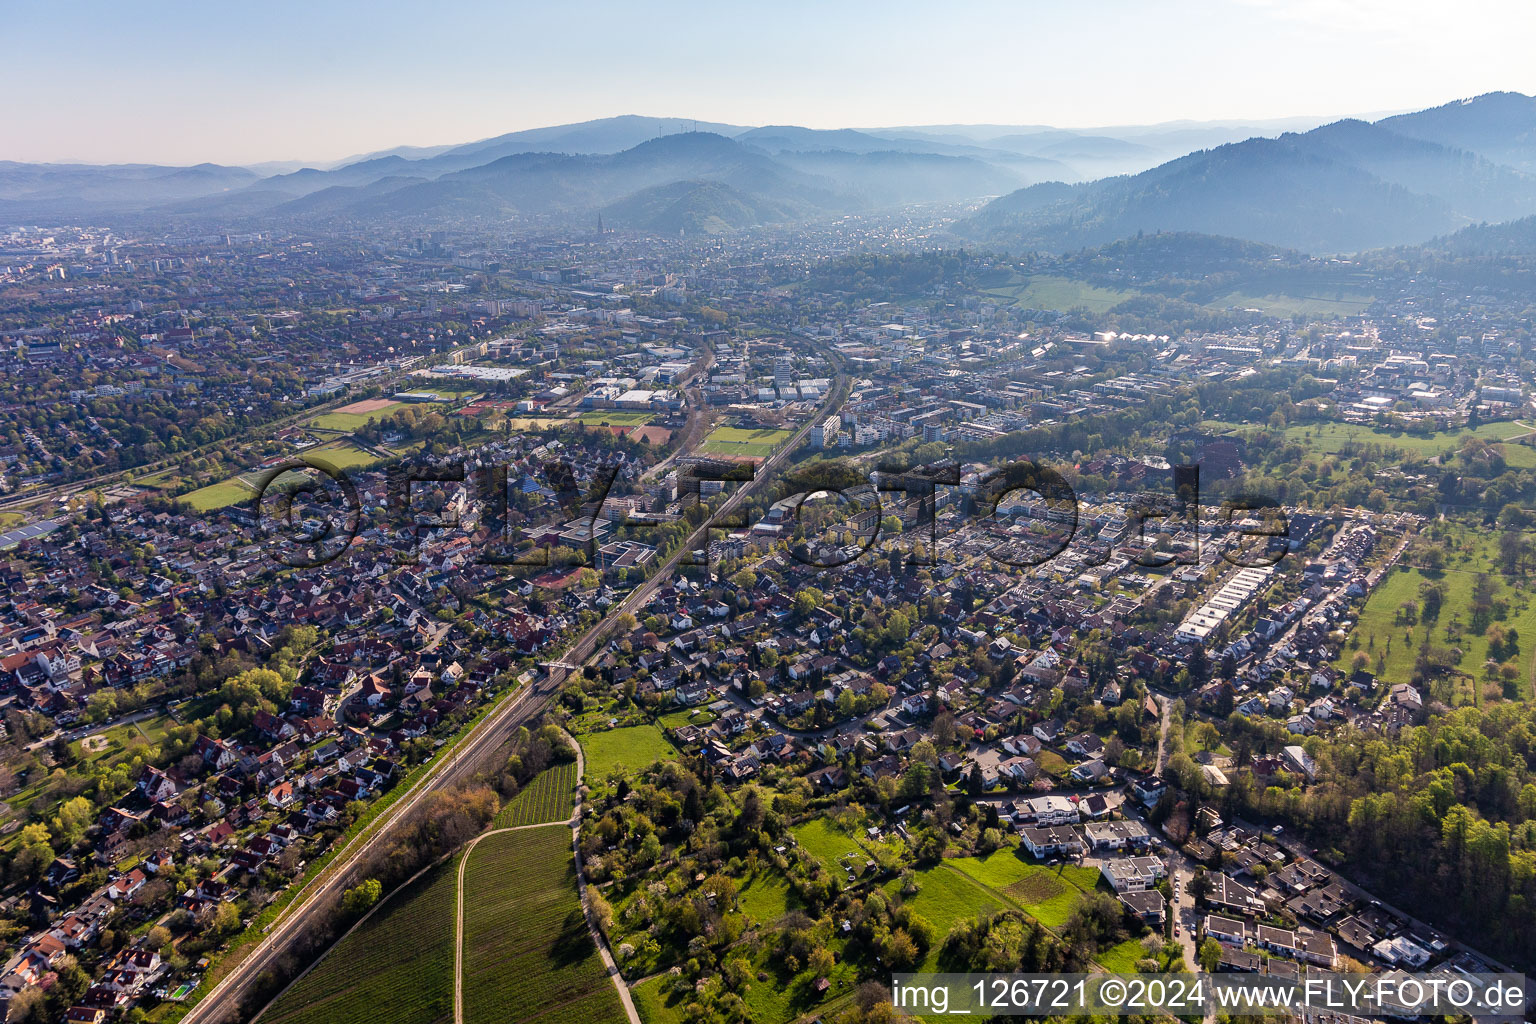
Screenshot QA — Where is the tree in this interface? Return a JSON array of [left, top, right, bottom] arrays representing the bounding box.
[[883, 928, 920, 970], [967, 764, 985, 796], [1198, 936, 1223, 972], [203, 900, 239, 938], [341, 878, 382, 917], [933, 711, 957, 748]]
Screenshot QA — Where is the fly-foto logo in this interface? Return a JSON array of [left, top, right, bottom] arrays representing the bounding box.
[[248, 454, 1292, 575]]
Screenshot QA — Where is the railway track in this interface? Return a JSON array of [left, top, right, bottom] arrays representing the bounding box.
[[188, 356, 846, 1023]]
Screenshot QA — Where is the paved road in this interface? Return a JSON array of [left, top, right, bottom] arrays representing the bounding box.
[[186, 675, 565, 1024], [198, 355, 848, 1024], [1236, 815, 1515, 974], [0, 338, 488, 518]]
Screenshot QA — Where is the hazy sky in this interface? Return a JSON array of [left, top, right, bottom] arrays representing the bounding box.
[[8, 0, 1536, 166]]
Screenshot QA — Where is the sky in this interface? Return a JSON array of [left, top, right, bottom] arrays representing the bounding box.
[[7, 0, 1536, 166]]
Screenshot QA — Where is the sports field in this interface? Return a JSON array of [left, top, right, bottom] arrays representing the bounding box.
[[180, 443, 380, 510], [576, 410, 654, 426], [310, 399, 406, 432], [699, 426, 793, 458]]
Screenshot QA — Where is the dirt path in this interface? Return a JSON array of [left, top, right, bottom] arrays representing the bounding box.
[[568, 737, 642, 1024], [452, 737, 639, 1024], [1154, 694, 1172, 776], [452, 821, 570, 1024]]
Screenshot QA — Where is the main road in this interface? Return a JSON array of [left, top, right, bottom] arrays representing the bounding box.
[[186, 357, 846, 1024]]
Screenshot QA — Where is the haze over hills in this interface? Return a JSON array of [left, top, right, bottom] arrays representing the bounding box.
[[0, 111, 1338, 223], [7, 95, 1536, 252], [1379, 92, 1536, 174], [957, 93, 1536, 253]]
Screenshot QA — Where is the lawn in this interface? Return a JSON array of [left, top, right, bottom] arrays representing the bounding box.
[[1281, 422, 1459, 458], [632, 977, 685, 1024], [576, 411, 654, 426], [947, 849, 1099, 929], [736, 868, 795, 925], [577, 725, 677, 783], [884, 865, 1006, 970], [1498, 442, 1536, 469], [1335, 526, 1536, 702], [74, 714, 172, 763], [1036, 750, 1069, 779], [985, 274, 1135, 314], [493, 762, 578, 828], [699, 426, 793, 459], [502, 417, 568, 430], [791, 818, 866, 875], [656, 708, 716, 730], [633, 953, 854, 1024], [1095, 937, 1149, 973], [461, 824, 627, 1024], [260, 855, 457, 1024], [182, 476, 260, 511], [1276, 420, 1532, 460]]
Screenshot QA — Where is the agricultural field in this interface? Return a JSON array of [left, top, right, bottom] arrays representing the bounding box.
[[310, 397, 463, 432], [699, 426, 794, 458], [577, 725, 677, 783], [493, 762, 578, 828], [983, 274, 1135, 314], [178, 441, 384, 510], [304, 439, 386, 470], [461, 825, 626, 1024], [576, 410, 654, 426], [1334, 526, 1536, 702], [261, 856, 457, 1024]]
